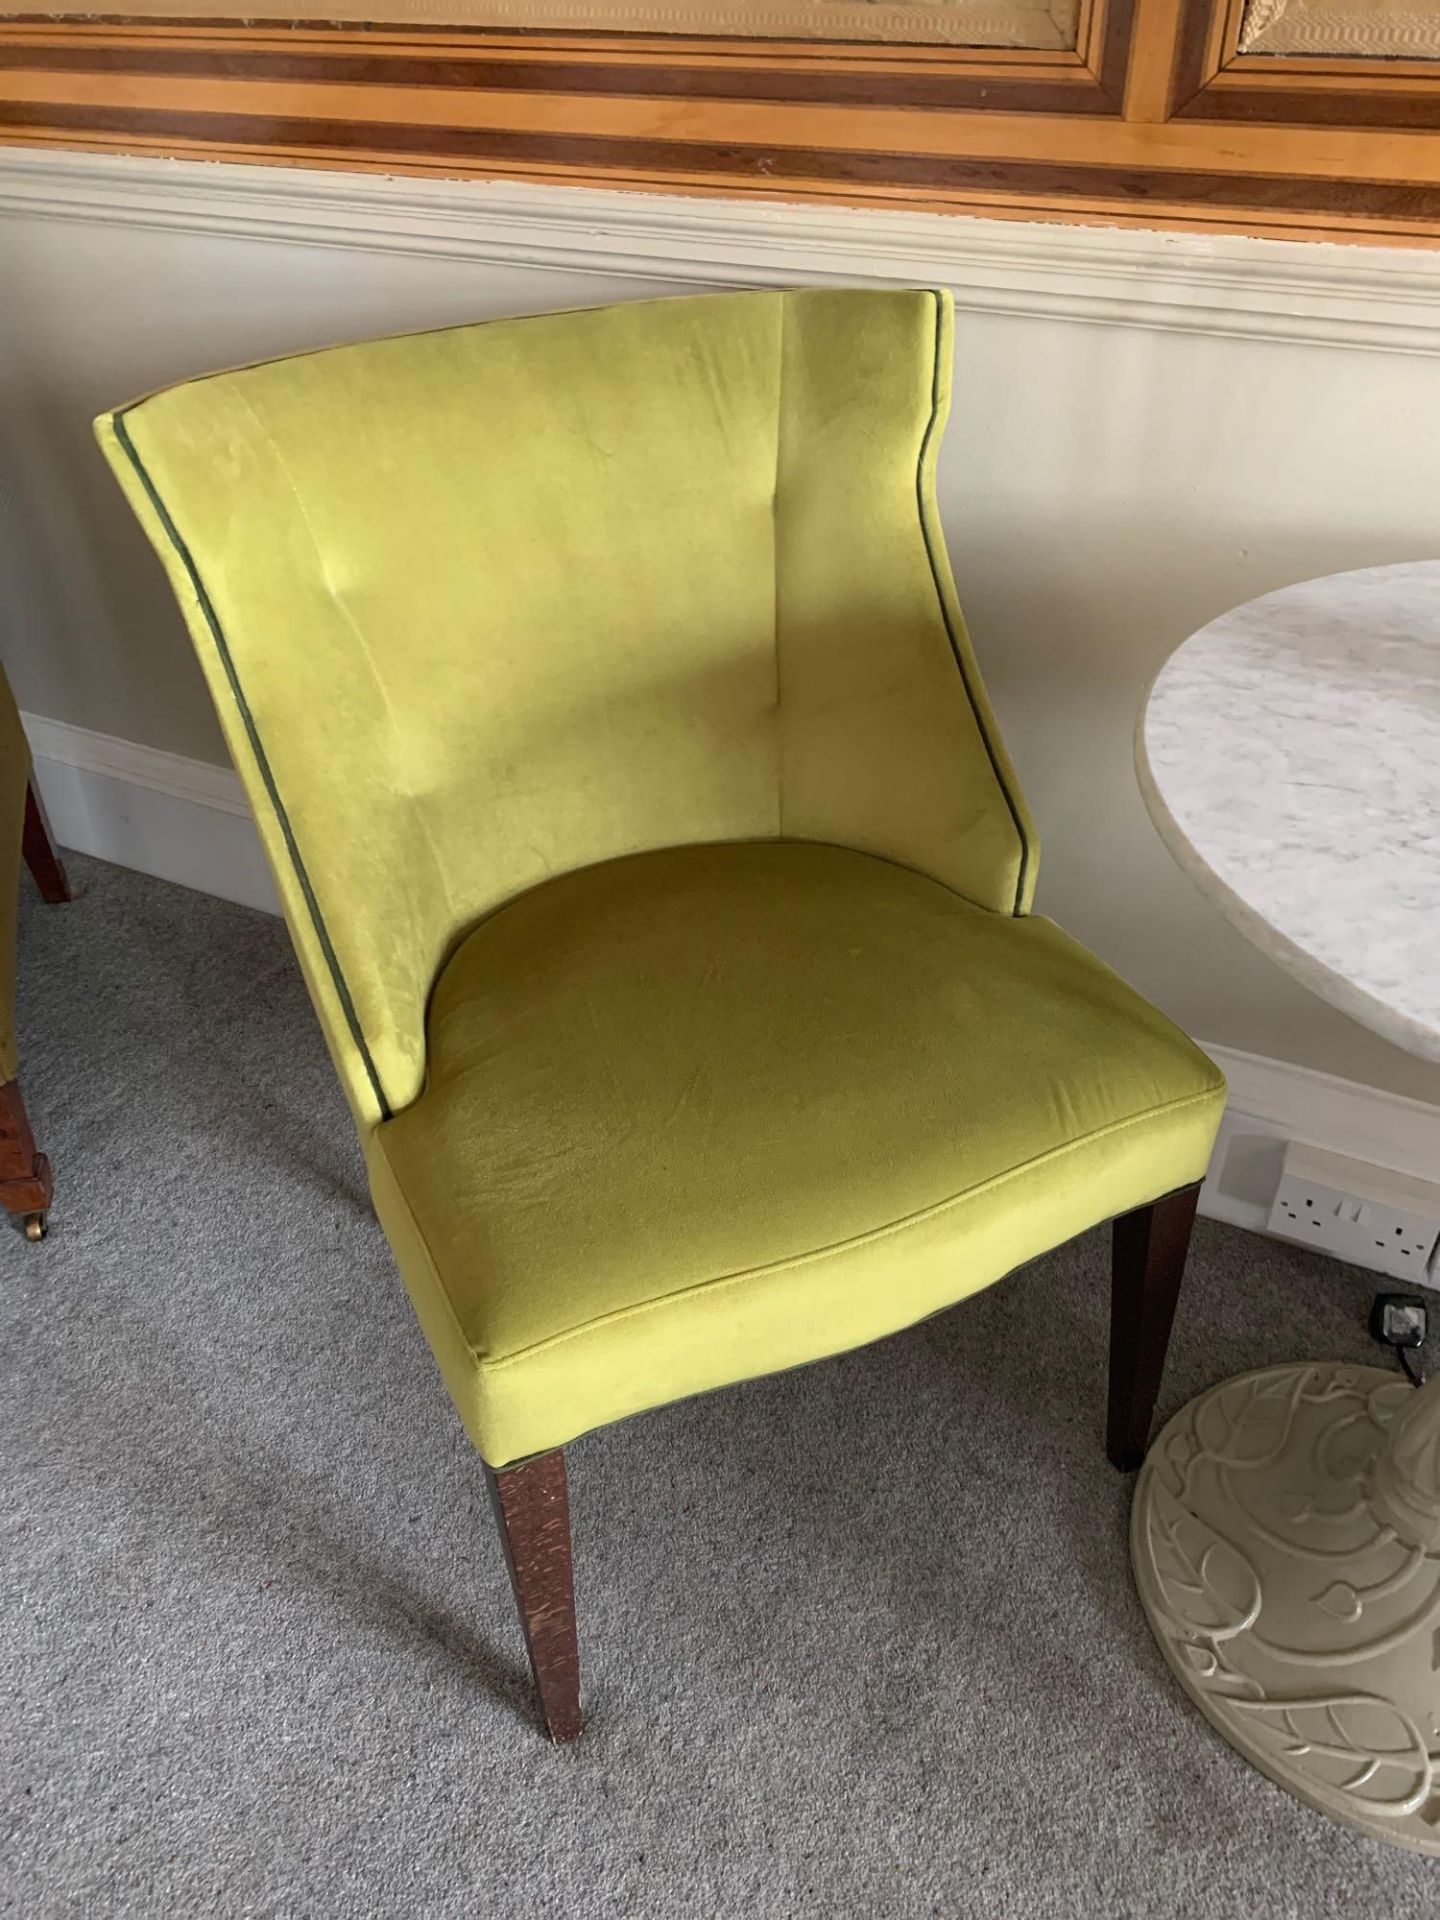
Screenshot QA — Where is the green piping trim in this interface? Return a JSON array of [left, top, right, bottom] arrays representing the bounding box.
[[915, 287, 1032, 917], [110, 408, 392, 1121]]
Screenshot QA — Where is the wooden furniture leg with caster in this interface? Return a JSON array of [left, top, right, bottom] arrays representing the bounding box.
[[0, 674, 70, 1242], [0, 1078, 52, 1240]]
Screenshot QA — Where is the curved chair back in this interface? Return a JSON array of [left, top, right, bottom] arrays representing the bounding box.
[[98, 289, 1034, 1124]]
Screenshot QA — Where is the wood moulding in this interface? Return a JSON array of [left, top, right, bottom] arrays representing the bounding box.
[[1172, 0, 1440, 127], [0, 1, 1438, 242]]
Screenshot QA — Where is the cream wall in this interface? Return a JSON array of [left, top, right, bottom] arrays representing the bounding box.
[[3, 150, 1439, 1111]]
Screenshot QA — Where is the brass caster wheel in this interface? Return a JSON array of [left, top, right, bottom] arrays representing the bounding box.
[[23, 1213, 47, 1242]]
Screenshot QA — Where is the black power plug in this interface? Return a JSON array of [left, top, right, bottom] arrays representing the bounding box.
[[1369, 1292, 1428, 1388]]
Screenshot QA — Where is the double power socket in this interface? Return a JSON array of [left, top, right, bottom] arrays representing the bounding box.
[[1267, 1141, 1440, 1287]]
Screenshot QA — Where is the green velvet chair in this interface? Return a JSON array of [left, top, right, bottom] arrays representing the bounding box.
[[97, 288, 1225, 1741], [0, 663, 70, 1240]]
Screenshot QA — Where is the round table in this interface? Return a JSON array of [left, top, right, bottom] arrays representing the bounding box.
[[1132, 561, 1440, 1856]]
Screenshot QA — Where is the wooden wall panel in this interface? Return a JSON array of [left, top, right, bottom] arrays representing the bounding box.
[[1, 2, 1438, 241]]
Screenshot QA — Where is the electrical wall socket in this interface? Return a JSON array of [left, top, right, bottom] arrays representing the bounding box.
[[1267, 1142, 1440, 1285]]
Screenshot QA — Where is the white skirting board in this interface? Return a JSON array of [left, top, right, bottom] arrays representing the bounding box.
[[25, 709, 1440, 1256], [24, 713, 278, 916], [1201, 1050, 1440, 1241]]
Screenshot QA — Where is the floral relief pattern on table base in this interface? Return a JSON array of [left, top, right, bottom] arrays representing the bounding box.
[[1132, 1361, 1440, 1854]]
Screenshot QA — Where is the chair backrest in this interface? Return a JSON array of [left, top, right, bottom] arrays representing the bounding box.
[[97, 288, 1035, 1127]]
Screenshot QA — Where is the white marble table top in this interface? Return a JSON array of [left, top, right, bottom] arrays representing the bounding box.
[[1139, 560, 1440, 1065]]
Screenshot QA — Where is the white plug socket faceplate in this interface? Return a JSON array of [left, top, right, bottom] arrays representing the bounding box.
[[1267, 1141, 1440, 1285]]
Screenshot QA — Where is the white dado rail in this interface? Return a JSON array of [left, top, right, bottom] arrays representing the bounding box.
[[4, 147, 1440, 355]]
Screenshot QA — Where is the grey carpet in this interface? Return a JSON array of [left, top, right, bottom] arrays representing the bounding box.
[[3, 854, 1436, 1919]]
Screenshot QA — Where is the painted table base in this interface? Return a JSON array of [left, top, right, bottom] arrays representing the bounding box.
[[1132, 1362, 1440, 1854]]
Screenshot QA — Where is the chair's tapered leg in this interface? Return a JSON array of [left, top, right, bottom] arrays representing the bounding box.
[[0, 1078, 52, 1239], [22, 780, 71, 905], [485, 1449, 582, 1742], [1107, 1182, 1202, 1472]]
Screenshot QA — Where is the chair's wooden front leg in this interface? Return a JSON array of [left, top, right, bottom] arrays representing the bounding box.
[[485, 1449, 582, 1742], [22, 779, 72, 905], [0, 1078, 52, 1239], [1107, 1182, 1202, 1471]]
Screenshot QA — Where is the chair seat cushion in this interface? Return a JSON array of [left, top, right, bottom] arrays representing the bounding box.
[[369, 841, 1224, 1465]]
